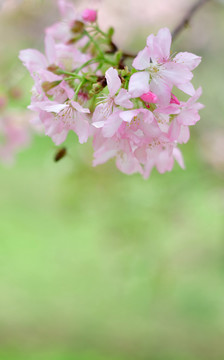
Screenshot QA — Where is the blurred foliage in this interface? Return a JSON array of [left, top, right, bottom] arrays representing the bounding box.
[[0, 1, 224, 359]]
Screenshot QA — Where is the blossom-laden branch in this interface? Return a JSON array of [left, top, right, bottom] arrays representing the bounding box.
[[19, 0, 204, 179]]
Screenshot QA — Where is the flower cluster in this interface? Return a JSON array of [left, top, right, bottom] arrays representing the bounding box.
[[19, 0, 203, 178]]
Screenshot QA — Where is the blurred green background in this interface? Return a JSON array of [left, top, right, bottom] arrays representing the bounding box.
[[0, 1, 224, 359]]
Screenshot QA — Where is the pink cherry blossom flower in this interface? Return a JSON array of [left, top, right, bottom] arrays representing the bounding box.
[[135, 136, 185, 179], [168, 87, 204, 143], [19, 35, 89, 77], [29, 100, 90, 145], [129, 28, 197, 105], [93, 129, 143, 175], [92, 67, 133, 128]]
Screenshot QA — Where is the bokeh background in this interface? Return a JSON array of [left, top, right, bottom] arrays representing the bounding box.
[[0, 0, 224, 359]]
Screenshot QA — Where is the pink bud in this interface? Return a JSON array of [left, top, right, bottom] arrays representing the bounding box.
[[140, 91, 158, 104], [82, 9, 97, 23], [170, 94, 180, 105]]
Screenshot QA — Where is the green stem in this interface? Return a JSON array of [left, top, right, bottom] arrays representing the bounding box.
[[83, 29, 104, 57], [81, 39, 92, 53], [57, 70, 83, 79], [88, 25, 107, 38], [74, 79, 86, 100], [75, 57, 100, 73]]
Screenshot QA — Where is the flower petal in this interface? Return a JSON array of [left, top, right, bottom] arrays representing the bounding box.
[[150, 77, 171, 105], [173, 147, 185, 169], [102, 112, 123, 137], [178, 82, 195, 96], [174, 52, 201, 70], [128, 72, 149, 98], [163, 62, 193, 86], [105, 67, 121, 97], [72, 116, 89, 143], [132, 47, 151, 70], [45, 35, 56, 64], [156, 27, 172, 60], [19, 49, 47, 74], [115, 89, 133, 109]]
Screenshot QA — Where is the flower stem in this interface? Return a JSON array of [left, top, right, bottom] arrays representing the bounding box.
[[83, 29, 104, 57], [74, 79, 86, 100]]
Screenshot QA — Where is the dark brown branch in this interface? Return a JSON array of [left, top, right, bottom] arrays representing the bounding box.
[[172, 0, 211, 40]]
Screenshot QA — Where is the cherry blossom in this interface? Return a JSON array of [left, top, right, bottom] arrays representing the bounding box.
[[19, 0, 203, 178]]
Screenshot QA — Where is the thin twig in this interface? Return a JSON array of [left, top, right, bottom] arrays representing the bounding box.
[[172, 0, 211, 40]]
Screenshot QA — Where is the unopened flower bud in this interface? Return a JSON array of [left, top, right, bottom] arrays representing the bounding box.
[[140, 91, 158, 103], [47, 64, 59, 74], [170, 94, 180, 105], [42, 81, 60, 93], [91, 82, 103, 94], [82, 9, 97, 23], [71, 20, 84, 33]]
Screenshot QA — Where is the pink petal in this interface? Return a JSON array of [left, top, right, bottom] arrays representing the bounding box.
[[119, 109, 138, 123], [150, 77, 171, 105], [73, 116, 89, 143], [156, 27, 172, 60], [105, 67, 121, 97], [173, 147, 185, 169], [93, 139, 117, 166], [178, 125, 190, 144], [71, 101, 90, 113], [92, 104, 107, 123], [92, 121, 105, 128], [178, 82, 195, 96], [58, 0, 76, 18], [132, 47, 151, 70], [41, 103, 68, 113], [168, 118, 181, 141], [187, 87, 203, 105], [52, 130, 68, 145], [156, 150, 174, 173], [128, 72, 149, 98], [155, 103, 180, 115], [177, 109, 200, 126], [59, 81, 74, 99], [116, 153, 142, 175], [163, 62, 193, 86], [115, 89, 133, 109], [102, 112, 123, 137], [19, 49, 47, 73], [146, 34, 157, 60], [45, 35, 56, 64], [174, 52, 201, 70]]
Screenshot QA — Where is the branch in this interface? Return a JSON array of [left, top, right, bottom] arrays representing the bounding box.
[[172, 0, 211, 40]]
